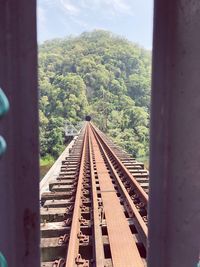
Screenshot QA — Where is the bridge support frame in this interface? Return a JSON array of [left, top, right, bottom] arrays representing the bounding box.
[[0, 1, 40, 266], [149, 1, 200, 266]]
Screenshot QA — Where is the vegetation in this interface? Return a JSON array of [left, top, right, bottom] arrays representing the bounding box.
[[40, 154, 55, 167], [39, 30, 151, 159]]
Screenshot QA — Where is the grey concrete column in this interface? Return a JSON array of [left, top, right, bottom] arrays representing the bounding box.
[[148, 1, 200, 266], [0, 1, 40, 266]]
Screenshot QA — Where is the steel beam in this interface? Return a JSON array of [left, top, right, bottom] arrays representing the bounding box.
[[0, 1, 40, 266], [148, 1, 200, 266]]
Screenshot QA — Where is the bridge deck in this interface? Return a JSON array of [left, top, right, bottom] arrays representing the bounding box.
[[40, 122, 149, 267]]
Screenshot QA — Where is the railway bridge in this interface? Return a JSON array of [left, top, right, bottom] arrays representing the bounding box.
[[40, 122, 149, 266], [0, 0, 200, 266]]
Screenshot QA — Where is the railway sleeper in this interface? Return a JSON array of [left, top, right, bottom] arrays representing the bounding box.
[[60, 165, 78, 170], [41, 222, 91, 238], [135, 177, 149, 183], [59, 170, 77, 176], [49, 180, 76, 190], [57, 175, 78, 181], [130, 173, 148, 179], [41, 192, 75, 205], [51, 184, 77, 192], [40, 208, 73, 222], [43, 199, 75, 208]]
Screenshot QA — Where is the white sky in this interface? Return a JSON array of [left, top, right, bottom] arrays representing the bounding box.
[[37, 0, 154, 49]]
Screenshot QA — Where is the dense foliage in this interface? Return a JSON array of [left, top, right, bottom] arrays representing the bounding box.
[[39, 30, 151, 159]]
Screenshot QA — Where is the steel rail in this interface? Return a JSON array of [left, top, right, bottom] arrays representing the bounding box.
[[89, 125, 144, 267], [90, 123, 148, 205], [88, 131, 105, 266], [65, 126, 88, 267], [91, 124, 148, 249], [41, 122, 148, 266]]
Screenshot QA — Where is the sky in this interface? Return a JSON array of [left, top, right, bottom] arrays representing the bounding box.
[[37, 0, 154, 49]]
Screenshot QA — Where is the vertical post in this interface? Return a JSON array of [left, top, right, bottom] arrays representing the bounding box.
[[148, 0, 200, 266], [0, 1, 40, 266]]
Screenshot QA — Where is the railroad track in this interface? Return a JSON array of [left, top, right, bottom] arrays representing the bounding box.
[[41, 122, 149, 267]]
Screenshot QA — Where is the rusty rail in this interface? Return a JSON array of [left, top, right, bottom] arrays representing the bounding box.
[[91, 125, 148, 249], [88, 131, 105, 266], [91, 123, 148, 204], [65, 126, 88, 266], [40, 122, 149, 267]]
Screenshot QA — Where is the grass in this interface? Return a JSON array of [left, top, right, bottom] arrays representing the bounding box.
[[40, 154, 55, 166], [40, 154, 55, 179]]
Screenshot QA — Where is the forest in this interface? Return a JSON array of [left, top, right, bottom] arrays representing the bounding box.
[[39, 30, 151, 163]]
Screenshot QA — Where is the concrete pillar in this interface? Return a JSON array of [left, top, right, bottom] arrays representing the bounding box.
[[148, 1, 200, 266], [0, 1, 40, 266]]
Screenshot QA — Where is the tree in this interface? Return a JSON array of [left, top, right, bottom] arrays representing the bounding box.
[[38, 30, 151, 159]]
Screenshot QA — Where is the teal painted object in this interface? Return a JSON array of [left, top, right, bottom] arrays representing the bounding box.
[[0, 136, 6, 156], [0, 252, 7, 267], [0, 88, 9, 118], [0, 88, 9, 156]]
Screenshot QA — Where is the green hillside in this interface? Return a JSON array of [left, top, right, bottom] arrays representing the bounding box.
[[39, 30, 151, 159]]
